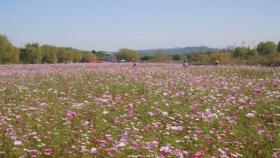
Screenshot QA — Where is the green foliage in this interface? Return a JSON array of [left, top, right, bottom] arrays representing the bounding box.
[[209, 52, 232, 64], [150, 51, 172, 62], [67, 48, 81, 62], [41, 45, 58, 63], [179, 42, 280, 66], [56, 48, 81, 63], [0, 34, 20, 64], [140, 56, 151, 61], [172, 54, 182, 61], [22, 44, 86, 64], [21, 43, 43, 64], [116, 49, 140, 61], [266, 53, 280, 66], [93, 51, 114, 61], [233, 47, 248, 59], [257, 41, 277, 55], [81, 52, 97, 62], [247, 49, 258, 57], [6, 47, 20, 64], [0, 33, 279, 66], [57, 48, 72, 63], [73, 53, 82, 63], [277, 41, 280, 52], [184, 52, 209, 64]]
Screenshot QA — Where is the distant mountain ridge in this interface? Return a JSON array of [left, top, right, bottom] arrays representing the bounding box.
[[138, 46, 220, 56]]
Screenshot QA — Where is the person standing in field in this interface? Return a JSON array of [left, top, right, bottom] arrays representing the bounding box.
[[183, 61, 188, 68], [215, 60, 219, 66]]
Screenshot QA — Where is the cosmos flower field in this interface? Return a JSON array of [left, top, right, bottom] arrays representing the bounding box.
[[0, 63, 280, 158]]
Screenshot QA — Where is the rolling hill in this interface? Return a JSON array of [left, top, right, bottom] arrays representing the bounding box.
[[138, 46, 220, 56]]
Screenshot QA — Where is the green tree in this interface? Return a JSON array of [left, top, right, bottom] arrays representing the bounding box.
[[116, 49, 140, 62], [209, 52, 231, 64], [257, 41, 277, 55], [277, 41, 280, 52], [81, 52, 97, 62], [93, 51, 114, 61], [22, 43, 43, 64], [67, 51, 76, 63], [266, 53, 280, 66], [57, 48, 70, 63], [5, 47, 20, 64], [150, 51, 172, 62], [233, 47, 247, 59], [172, 54, 182, 61], [0, 34, 20, 64], [57, 48, 81, 63], [73, 53, 82, 63], [247, 49, 258, 57], [186, 52, 209, 64], [41, 45, 58, 63], [140, 56, 151, 61]]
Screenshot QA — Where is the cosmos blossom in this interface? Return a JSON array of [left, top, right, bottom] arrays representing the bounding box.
[[65, 111, 77, 120], [246, 112, 255, 118], [195, 130, 204, 137], [90, 147, 98, 154], [0, 63, 278, 157], [44, 148, 53, 156]]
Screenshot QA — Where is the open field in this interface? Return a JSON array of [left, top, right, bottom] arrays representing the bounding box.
[[0, 63, 280, 157]]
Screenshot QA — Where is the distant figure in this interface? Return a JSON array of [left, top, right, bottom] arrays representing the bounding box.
[[215, 60, 219, 66], [133, 62, 136, 68], [183, 61, 188, 68]]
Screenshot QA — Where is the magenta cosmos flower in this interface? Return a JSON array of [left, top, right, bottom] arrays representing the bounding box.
[[65, 111, 77, 120], [44, 148, 53, 156]]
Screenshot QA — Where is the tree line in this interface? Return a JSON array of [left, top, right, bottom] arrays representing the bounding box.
[[0, 34, 101, 64], [0, 34, 280, 65], [116, 41, 280, 66], [181, 41, 280, 66]]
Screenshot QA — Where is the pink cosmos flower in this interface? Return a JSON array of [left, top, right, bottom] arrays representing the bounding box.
[[65, 111, 77, 120], [44, 148, 53, 156], [83, 120, 91, 128], [160, 146, 172, 156], [131, 141, 141, 150], [27, 149, 39, 157], [173, 149, 184, 158], [191, 104, 197, 110], [255, 88, 262, 95], [160, 146, 172, 153], [218, 148, 227, 155], [195, 130, 203, 137], [14, 140, 23, 146], [246, 112, 255, 118], [148, 112, 155, 116], [192, 148, 205, 158], [90, 147, 98, 154], [204, 139, 212, 145], [146, 140, 159, 149]]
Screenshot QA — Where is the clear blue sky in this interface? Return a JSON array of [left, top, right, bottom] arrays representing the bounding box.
[[0, 0, 279, 51]]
